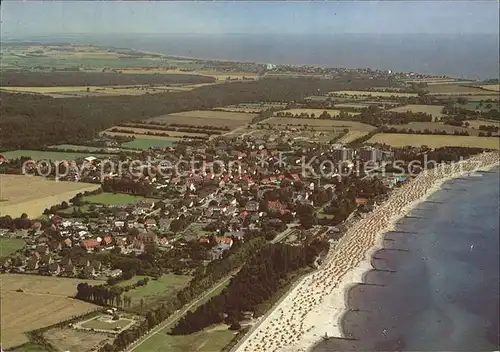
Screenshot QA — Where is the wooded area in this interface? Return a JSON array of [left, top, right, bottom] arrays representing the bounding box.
[[0, 71, 215, 86], [170, 242, 327, 335], [0, 76, 389, 150]]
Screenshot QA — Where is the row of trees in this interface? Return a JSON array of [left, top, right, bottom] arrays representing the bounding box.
[[108, 128, 211, 140], [76, 278, 150, 307], [380, 126, 471, 136], [117, 123, 227, 135], [170, 242, 327, 334], [136, 121, 231, 131]]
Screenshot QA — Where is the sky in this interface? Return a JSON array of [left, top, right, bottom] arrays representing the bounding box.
[[1, 1, 499, 37]]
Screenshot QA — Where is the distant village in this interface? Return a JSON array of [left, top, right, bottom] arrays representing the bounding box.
[[0, 132, 405, 280]]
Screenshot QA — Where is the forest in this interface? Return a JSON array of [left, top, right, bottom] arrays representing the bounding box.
[[170, 241, 327, 335], [0, 71, 215, 86], [0, 76, 390, 150]]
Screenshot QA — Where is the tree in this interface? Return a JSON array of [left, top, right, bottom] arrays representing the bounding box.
[[229, 321, 241, 331]]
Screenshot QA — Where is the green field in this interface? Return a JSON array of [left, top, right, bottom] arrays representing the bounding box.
[[0, 237, 25, 257], [121, 139, 177, 150], [1, 150, 111, 161], [131, 278, 231, 352], [120, 274, 192, 307], [134, 327, 236, 352], [83, 193, 154, 205]]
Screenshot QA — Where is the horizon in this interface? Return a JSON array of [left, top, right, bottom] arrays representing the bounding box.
[[2, 1, 499, 37]]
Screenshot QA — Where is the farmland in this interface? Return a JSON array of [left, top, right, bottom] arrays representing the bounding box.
[[0, 44, 205, 72], [0, 175, 101, 218], [260, 117, 376, 132], [121, 68, 258, 81], [367, 133, 500, 149], [133, 327, 236, 352], [43, 327, 110, 352], [329, 90, 418, 97], [1, 150, 109, 161], [104, 127, 208, 138], [333, 103, 370, 109], [147, 110, 256, 130], [82, 193, 154, 206], [0, 237, 25, 257], [478, 84, 500, 92], [0, 84, 217, 98], [387, 104, 445, 121], [426, 84, 492, 95], [121, 139, 177, 149], [102, 131, 183, 142], [0, 274, 101, 349], [216, 102, 287, 113], [463, 119, 500, 130]]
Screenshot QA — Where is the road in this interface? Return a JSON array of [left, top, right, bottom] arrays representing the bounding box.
[[127, 225, 296, 352], [126, 275, 232, 352]]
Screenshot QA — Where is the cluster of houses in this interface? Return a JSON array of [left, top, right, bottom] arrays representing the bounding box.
[[1, 133, 400, 279]]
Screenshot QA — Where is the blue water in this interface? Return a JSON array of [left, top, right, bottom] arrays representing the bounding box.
[[18, 33, 499, 80], [315, 168, 500, 352]]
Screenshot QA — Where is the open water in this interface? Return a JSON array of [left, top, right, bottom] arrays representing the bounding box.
[[315, 168, 500, 352]]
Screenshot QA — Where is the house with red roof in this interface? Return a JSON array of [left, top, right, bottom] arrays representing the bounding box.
[[81, 239, 100, 250], [267, 201, 289, 215]]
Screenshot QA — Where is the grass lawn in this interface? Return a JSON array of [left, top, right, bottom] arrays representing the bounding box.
[[117, 275, 152, 287], [83, 193, 153, 205], [121, 274, 192, 307], [0, 237, 25, 257], [134, 327, 236, 352], [56, 205, 90, 215], [121, 139, 177, 150], [80, 316, 132, 331], [1, 150, 111, 161]]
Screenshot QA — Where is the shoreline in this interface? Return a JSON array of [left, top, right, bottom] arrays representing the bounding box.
[[233, 152, 500, 352]]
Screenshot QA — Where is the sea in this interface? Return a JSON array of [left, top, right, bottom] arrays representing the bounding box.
[[12, 33, 500, 80], [314, 168, 500, 352]]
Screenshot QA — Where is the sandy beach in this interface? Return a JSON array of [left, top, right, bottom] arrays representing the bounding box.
[[233, 152, 500, 352]]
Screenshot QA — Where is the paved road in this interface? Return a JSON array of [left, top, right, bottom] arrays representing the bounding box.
[[126, 225, 297, 352], [127, 276, 232, 352]]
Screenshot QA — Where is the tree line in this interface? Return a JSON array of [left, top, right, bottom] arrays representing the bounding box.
[[0, 71, 215, 87], [380, 126, 471, 136], [170, 241, 327, 335]]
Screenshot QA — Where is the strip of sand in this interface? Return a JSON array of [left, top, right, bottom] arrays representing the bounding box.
[[233, 152, 500, 352]]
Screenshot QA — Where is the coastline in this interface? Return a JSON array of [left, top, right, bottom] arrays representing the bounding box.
[[233, 152, 500, 352]]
